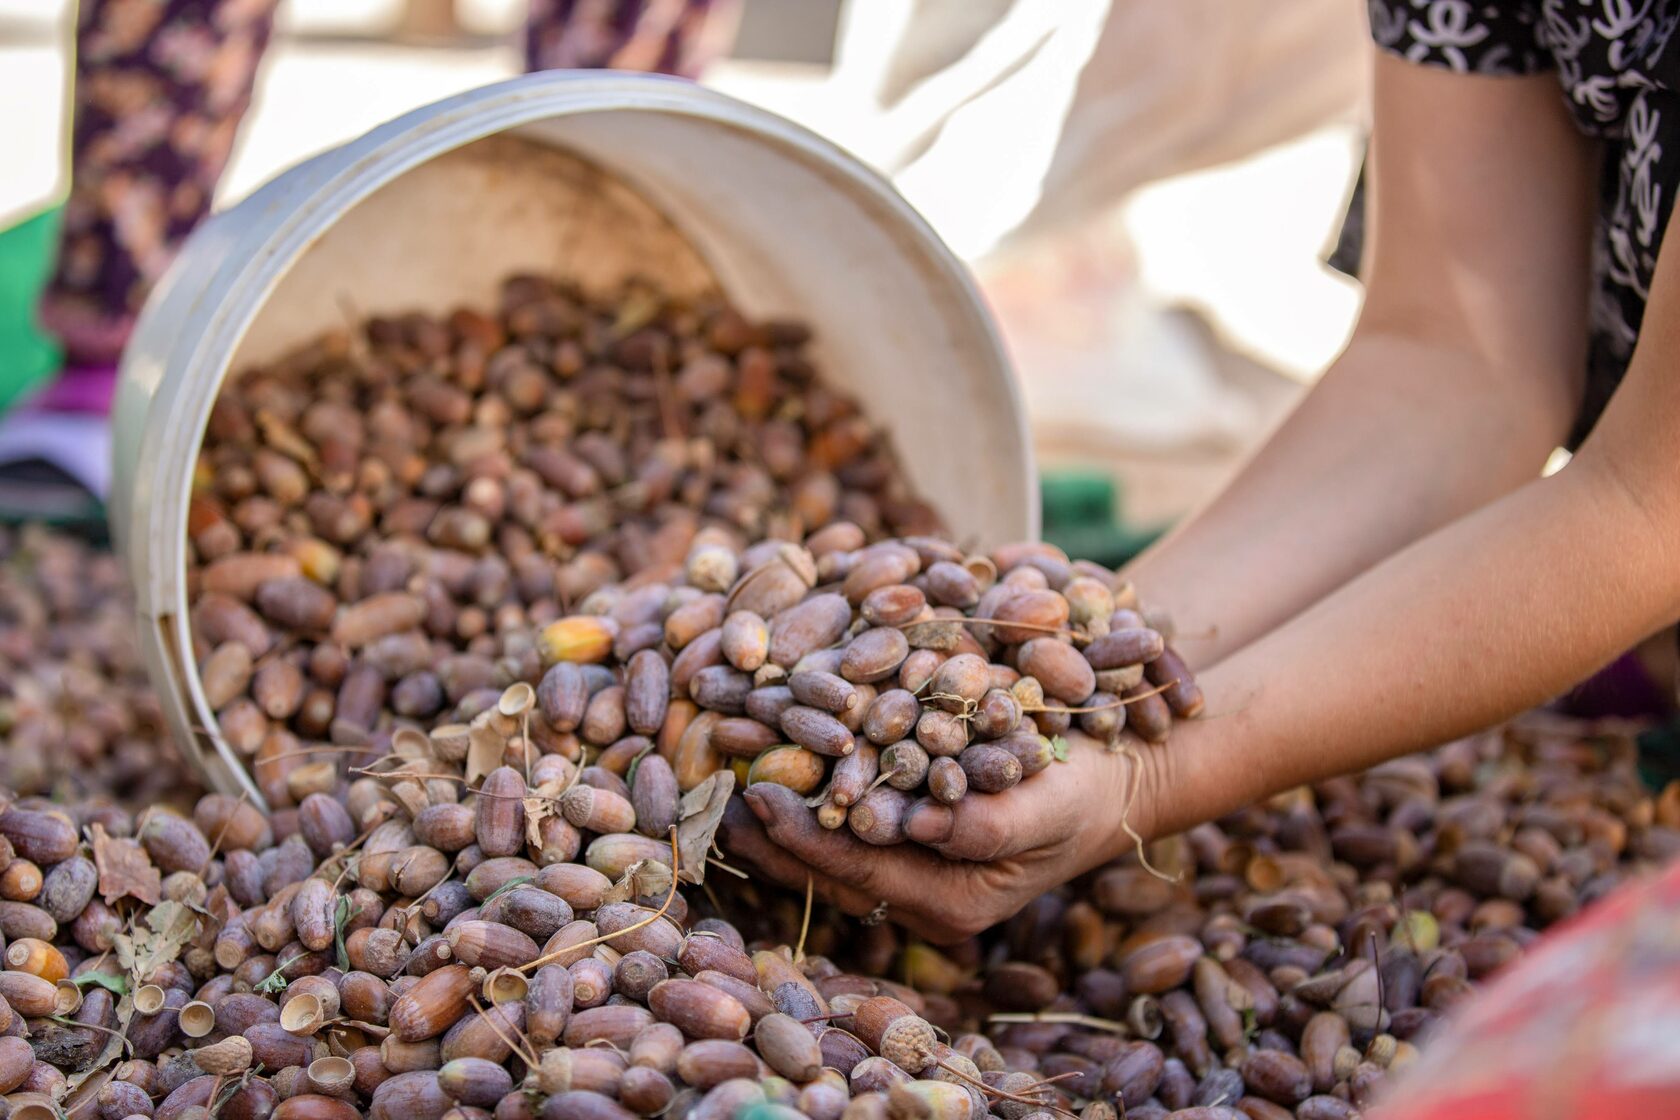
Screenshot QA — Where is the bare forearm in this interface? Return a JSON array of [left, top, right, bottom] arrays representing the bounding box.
[[1123, 331, 1568, 668], [1139, 457, 1678, 840]]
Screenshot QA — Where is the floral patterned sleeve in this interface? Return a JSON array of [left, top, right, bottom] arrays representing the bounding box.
[[1367, 0, 1553, 75]]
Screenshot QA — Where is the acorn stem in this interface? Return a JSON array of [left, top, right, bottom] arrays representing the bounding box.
[[518, 826, 682, 972]]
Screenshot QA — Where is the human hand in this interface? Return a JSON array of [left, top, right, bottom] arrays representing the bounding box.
[[718, 732, 1169, 943]]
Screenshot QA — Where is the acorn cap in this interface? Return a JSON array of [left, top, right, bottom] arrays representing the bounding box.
[[53, 979, 82, 1016], [179, 1000, 216, 1038], [281, 992, 326, 1035], [309, 1055, 356, 1094], [133, 984, 166, 1015], [484, 967, 528, 1006]]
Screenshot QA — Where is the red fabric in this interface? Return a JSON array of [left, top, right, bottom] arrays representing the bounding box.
[[1373, 860, 1680, 1120]]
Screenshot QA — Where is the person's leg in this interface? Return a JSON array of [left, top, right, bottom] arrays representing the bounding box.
[[40, 0, 280, 374], [523, 0, 740, 80], [2, 0, 280, 512]]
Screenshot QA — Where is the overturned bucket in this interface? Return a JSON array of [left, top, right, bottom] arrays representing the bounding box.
[[110, 72, 1035, 803]]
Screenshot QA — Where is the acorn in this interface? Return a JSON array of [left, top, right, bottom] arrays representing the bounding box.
[[564, 1004, 655, 1050], [390, 964, 475, 1041], [438, 1057, 515, 1107], [886, 1080, 974, 1120], [539, 618, 616, 665], [648, 979, 751, 1041], [0, 1036, 33, 1094], [4, 937, 67, 982], [852, 997, 937, 1074], [445, 920, 539, 970], [753, 1013, 824, 1082], [0, 971, 57, 1016], [675, 1040, 760, 1091]]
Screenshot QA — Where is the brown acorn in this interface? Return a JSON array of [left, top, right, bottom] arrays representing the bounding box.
[[648, 979, 751, 1041], [390, 964, 474, 1041]]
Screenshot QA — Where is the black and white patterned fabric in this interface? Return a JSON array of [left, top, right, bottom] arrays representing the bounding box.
[[1367, 1, 1680, 445]]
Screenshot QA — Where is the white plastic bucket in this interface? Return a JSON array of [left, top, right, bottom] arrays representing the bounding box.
[[111, 72, 1036, 802]]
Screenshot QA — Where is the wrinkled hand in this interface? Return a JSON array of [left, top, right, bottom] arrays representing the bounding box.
[[719, 733, 1166, 943]]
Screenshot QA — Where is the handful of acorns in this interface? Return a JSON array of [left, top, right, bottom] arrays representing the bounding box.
[[527, 527, 1202, 849]]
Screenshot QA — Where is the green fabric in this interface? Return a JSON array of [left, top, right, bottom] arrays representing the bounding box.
[[0, 205, 63, 412], [0, 203, 106, 533], [1041, 471, 1115, 525], [1040, 469, 1161, 569], [1637, 720, 1680, 792]]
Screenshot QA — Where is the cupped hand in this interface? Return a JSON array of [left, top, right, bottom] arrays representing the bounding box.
[[718, 733, 1168, 943]]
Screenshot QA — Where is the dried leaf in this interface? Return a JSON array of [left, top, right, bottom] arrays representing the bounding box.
[[91, 823, 161, 906], [186, 885, 237, 954], [803, 781, 833, 810], [256, 408, 319, 468], [604, 859, 673, 905], [62, 987, 135, 1099], [114, 900, 199, 985], [524, 795, 554, 851], [523, 778, 570, 850], [611, 285, 663, 338], [466, 723, 505, 784], [256, 952, 304, 995], [62, 1061, 115, 1108], [675, 771, 734, 885]]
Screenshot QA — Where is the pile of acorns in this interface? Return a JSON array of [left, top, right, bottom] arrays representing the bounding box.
[[0, 691, 1081, 1120], [186, 277, 940, 786], [0, 525, 201, 806], [1, 692, 1674, 1120], [888, 712, 1680, 1119]]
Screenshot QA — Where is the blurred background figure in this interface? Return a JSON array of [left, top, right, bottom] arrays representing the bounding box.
[[0, 0, 284, 520], [524, 0, 737, 77], [0, 0, 741, 522], [829, 0, 1367, 555], [0, 0, 1366, 549]]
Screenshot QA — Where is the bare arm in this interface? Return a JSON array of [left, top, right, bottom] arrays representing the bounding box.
[[1151, 157, 1680, 833], [1127, 54, 1597, 666], [1153, 405, 1680, 836]]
